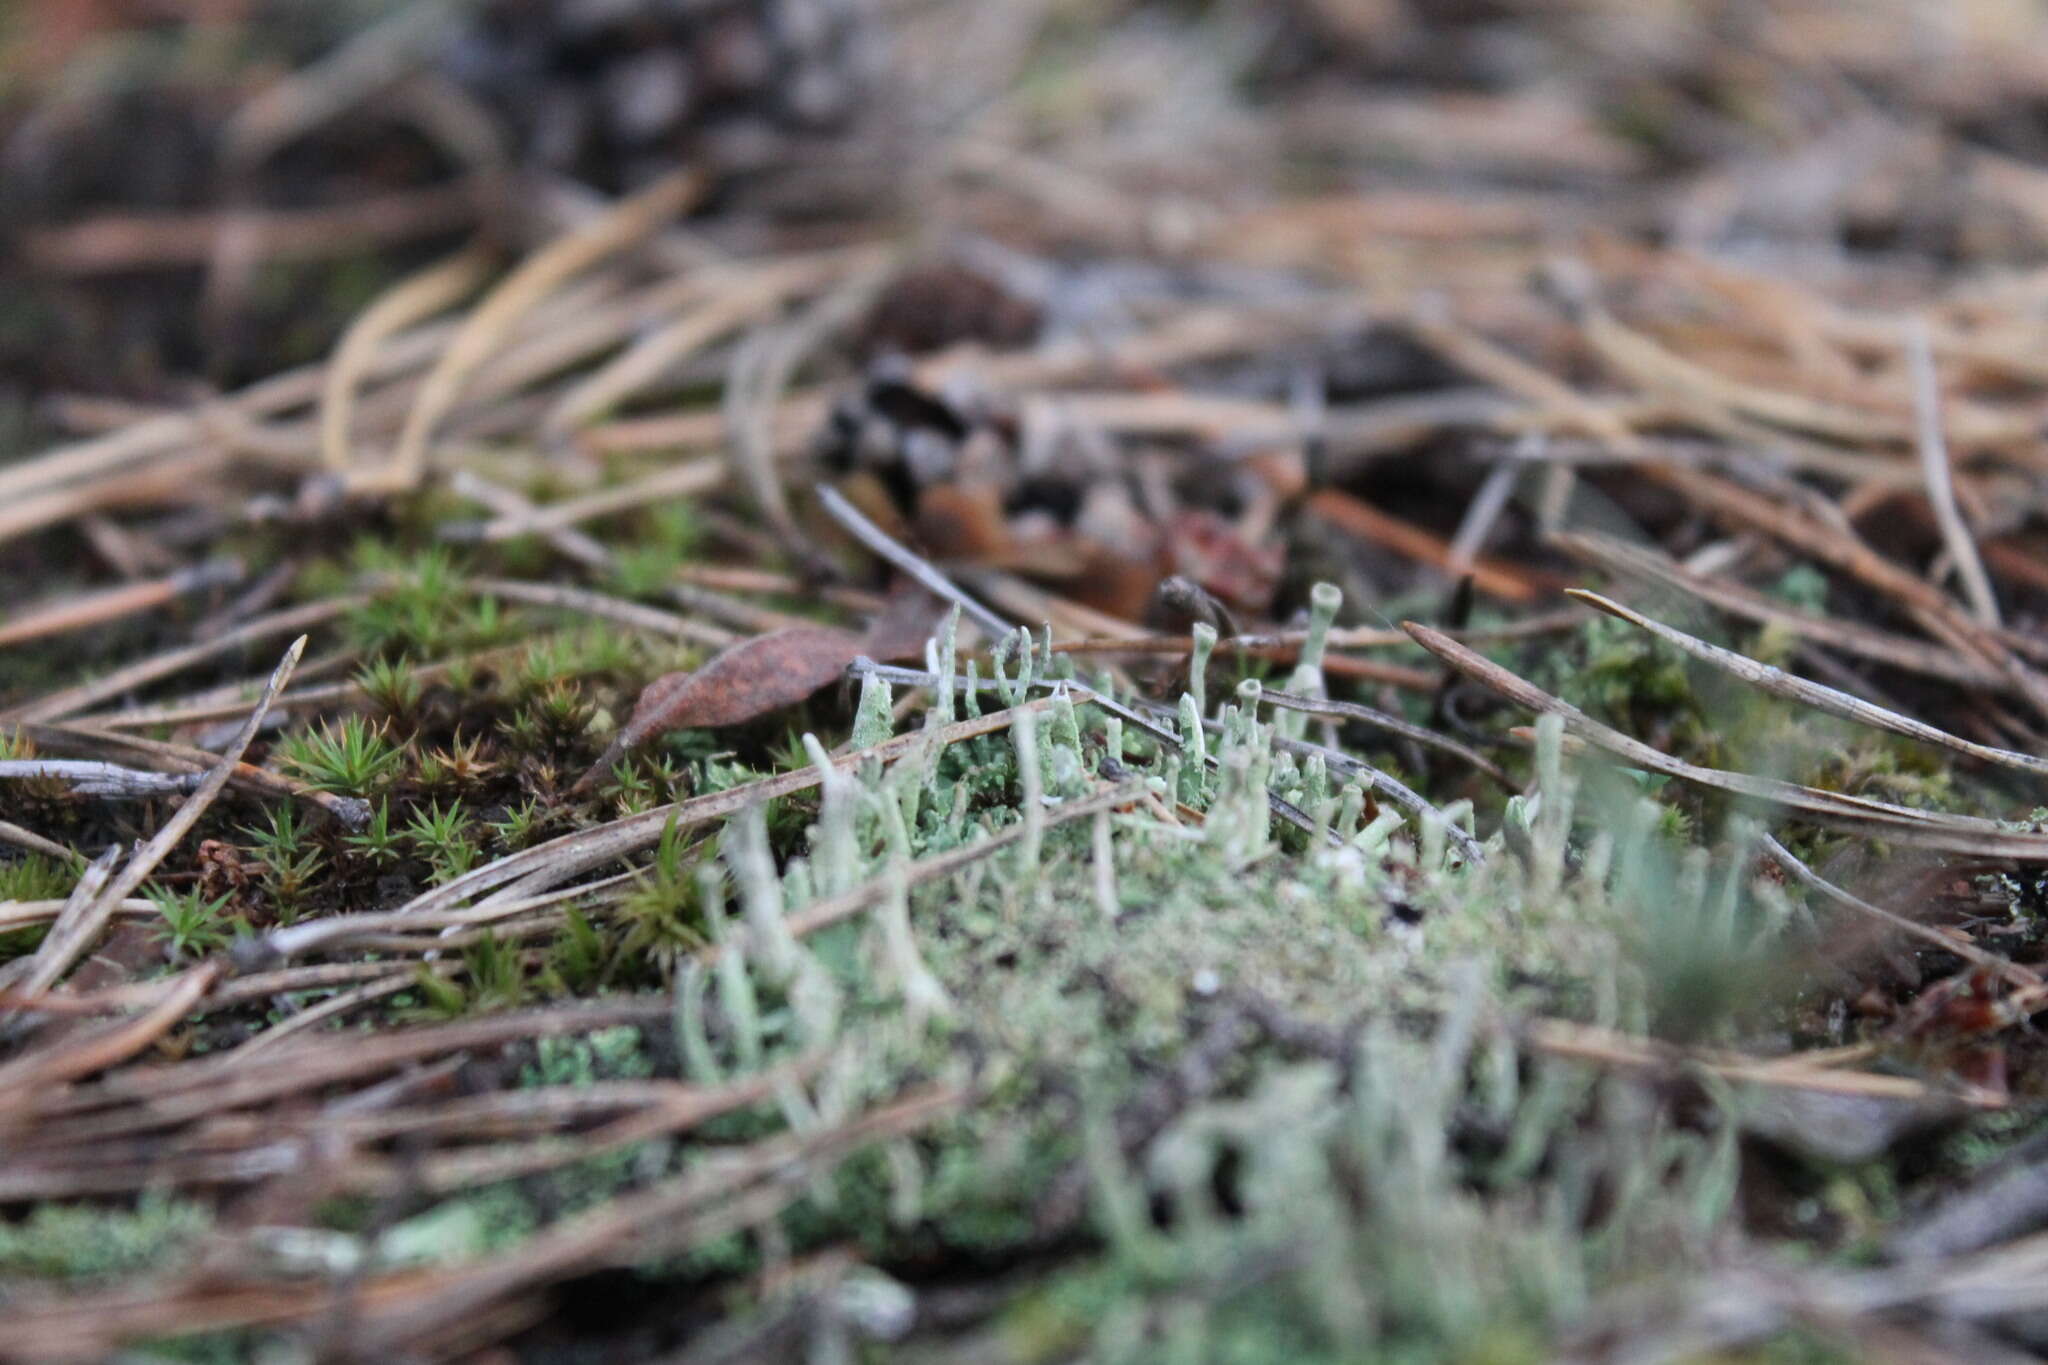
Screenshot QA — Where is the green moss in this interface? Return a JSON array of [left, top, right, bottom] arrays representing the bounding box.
[[0, 852, 76, 902], [521, 1026, 657, 1088], [0, 1194, 209, 1282]]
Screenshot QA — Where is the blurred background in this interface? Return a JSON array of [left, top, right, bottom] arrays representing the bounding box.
[[10, 0, 2048, 405]]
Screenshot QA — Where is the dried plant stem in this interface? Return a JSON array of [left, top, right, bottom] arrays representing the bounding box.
[[5, 638, 304, 1022], [1555, 532, 2008, 690], [0, 823, 78, 863]]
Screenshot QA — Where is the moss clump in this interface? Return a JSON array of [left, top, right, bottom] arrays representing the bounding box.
[[0, 1194, 210, 1283]]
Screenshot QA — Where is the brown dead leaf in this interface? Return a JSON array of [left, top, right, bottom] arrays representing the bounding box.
[[573, 594, 942, 793]]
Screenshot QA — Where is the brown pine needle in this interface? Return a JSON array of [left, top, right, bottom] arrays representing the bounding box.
[[1568, 589, 2048, 781], [4, 636, 303, 1026], [321, 241, 496, 475], [374, 169, 703, 493], [1403, 619, 2048, 859]]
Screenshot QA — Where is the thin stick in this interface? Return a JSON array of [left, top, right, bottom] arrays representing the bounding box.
[[1446, 460, 1521, 577], [20, 183, 479, 276], [226, 971, 438, 1058], [446, 470, 611, 568], [0, 899, 153, 936], [17, 724, 368, 827], [815, 484, 1014, 639], [0, 964, 224, 1100], [2, 846, 119, 1001], [1555, 531, 2007, 690], [725, 261, 895, 557], [4, 598, 351, 724], [446, 458, 723, 544], [0, 760, 205, 798], [1521, 1015, 2005, 1109], [546, 245, 886, 435], [1305, 488, 1552, 601], [1907, 319, 2001, 628], [470, 577, 734, 648], [242, 696, 1064, 949]]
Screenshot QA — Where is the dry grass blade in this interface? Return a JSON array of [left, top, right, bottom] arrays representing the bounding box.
[[0, 902, 153, 938], [223, 971, 424, 1057], [545, 244, 887, 435], [0, 760, 203, 798], [16, 723, 367, 827], [351, 1084, 964, 1356], [1638, 463, 2048, 723], [446, 469, 611, 568], [19, 183, 482, 277], [241, 695, 1066, 943], [232, 872, 629, 968], [1402, 620, 2048, 859], [0, 322, 447, 512], [17, 999, 677, 1139], [0, 559, 242, 648], [1, 846, 119, 999], [469, 576, 732, 647], [1583, 307, 1908, 445], [0, 1082, 960, 1356], [448, 458, 724, 545], [1304, 487, 1548, 602], [1568, 590, 2048, 780], [1522, 1016, 2006, 1109], [375, 169, 702, 492]]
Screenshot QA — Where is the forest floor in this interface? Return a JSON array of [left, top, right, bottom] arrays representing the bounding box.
[[8, 3, 2048, 1361]]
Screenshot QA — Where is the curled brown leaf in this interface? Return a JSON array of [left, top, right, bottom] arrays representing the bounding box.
[[573, 594, 940, 793]]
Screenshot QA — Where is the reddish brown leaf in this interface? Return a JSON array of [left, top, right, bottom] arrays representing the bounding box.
[[633, 627, 864, 731], [573, 594, 942, 792]]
